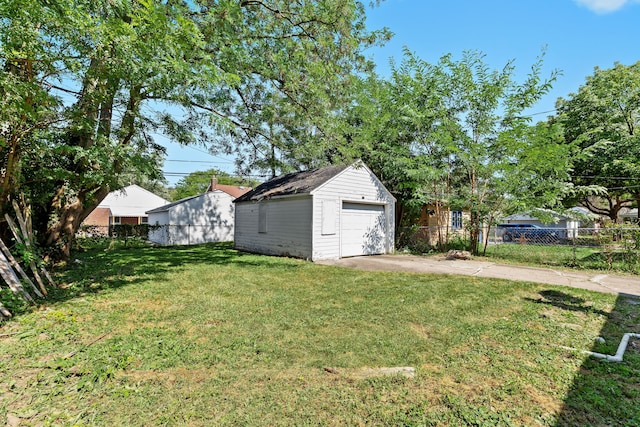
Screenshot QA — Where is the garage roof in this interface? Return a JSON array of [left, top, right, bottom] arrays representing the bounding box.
[[234, 164, 349, 202]]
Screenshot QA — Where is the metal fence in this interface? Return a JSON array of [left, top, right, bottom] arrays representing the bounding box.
[[398, 225, 640, 273], [78, 224, 640, 273], [77, 224, 234, 247]]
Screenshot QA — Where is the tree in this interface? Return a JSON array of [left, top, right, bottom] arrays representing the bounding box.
[[350, 50, 571, 254], [441, 50, 566, 254], [555, 61, 640, 222], [171, 169, 259, 200], [1, 0, 388, 259]]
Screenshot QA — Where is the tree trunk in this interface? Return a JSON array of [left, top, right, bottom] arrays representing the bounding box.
[[44, 186, 110, 259]]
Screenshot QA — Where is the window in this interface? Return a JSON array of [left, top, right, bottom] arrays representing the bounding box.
[[258, 203, 267, 233], [141, 217, 148, 224], [321, 200, 337, 235], [451, 210, 463, 229], [112, 216, 121, 225]]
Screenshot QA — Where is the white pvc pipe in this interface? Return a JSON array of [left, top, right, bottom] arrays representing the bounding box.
[[583, 333, 640, 362]]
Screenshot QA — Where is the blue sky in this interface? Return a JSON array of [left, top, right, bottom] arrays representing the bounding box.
[[160, 0, 640, 185]]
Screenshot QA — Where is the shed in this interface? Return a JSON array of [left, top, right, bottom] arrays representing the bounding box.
[[233, 161, 395, 260], [146, 179, 251, 246]]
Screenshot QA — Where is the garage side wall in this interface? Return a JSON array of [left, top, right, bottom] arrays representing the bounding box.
[[148, 211, 170, 245], [311, 166, 395, 260], [167, 192, 235, 245], [234, 196, 313, 259]]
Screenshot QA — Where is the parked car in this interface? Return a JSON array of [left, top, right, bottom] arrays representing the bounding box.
[[497, 223, 559, 243]]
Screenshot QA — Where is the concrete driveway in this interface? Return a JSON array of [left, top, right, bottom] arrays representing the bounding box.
[[317, 254, 640, 298]]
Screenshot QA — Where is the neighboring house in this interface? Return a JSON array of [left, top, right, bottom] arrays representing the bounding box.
[[618, 208, 640, 223], [83, 184, 171, 228], [413, 203, 470, 246], [146, 179, 251, 246], [233, 161, 396, 261]]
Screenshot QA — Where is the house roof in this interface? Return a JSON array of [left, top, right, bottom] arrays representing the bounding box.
[[210, 184, 253, 199], [234, 164, 350, 203], [98, 184, 170, 217], [146, 194, 202, 214]]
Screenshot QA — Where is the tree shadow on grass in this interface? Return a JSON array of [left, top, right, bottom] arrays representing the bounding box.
[[7, 241, 307, 318], [525, 290, 612, 318], [532, 290, 640, 426]]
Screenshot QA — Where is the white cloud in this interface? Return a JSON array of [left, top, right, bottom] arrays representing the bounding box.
[[574, 0, 640, 13]]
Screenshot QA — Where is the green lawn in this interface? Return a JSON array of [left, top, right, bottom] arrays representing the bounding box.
[[1, 242, 639, 426]]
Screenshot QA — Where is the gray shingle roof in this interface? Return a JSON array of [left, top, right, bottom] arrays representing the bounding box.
[[145, 194, 201, 214], [233, 164, 349, 203]]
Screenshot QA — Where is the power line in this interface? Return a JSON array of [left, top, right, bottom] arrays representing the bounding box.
[[165, 159, 234, 164], [572, 176, 640, 180], [521, 109, 557, 118], [163, 171, 267, 179]]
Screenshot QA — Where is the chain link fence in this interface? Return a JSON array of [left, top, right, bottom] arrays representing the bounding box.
[[399, 225, 640, 274], [77, 224, 234, 247]]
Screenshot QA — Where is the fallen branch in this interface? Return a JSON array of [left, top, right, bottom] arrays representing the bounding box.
[[0, 248, 34, 303], [0, 301, 12, 319], [63, 333, 109, 359], [5, 212, 48, 296], [0, 237, 43, 298]]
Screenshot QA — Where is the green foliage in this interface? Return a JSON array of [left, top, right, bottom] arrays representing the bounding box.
[[171, 169, 259, 200], [0, 0, 389, 257], [556, 61, 640, 220], [351, 49, 570, 254]]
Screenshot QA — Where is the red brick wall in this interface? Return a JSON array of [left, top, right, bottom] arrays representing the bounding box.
[[120, 217, 140, 225], [83, 208, 110, 227]]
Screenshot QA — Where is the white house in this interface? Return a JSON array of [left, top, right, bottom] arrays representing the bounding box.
[[619, 208, 639, 223], [83, 184, 171, 228], [146, 180, 251, 246], [233, 161, 395, 261]]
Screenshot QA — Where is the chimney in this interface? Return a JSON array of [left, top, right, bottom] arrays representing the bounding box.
[[209, 177, 217, 192]]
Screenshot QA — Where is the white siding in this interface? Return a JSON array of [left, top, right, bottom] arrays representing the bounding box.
[[311, 165, 395, 260], [234, 196, 314, 259], [148, 211, 170, 245], [149, 191, 236, 245]]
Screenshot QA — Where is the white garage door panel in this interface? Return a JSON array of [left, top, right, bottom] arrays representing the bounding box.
[[341, 203, 386, 257]]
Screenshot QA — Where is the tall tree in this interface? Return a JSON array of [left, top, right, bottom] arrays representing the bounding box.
[[1, 0, 388, 258], [555, 61, 640, 222], [441, 50, 563, 253], [351, 50, 570, 254]]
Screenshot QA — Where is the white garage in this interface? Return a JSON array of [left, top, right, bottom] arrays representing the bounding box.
[[234, 161, 395, 261], [146, 181, 251, 246]]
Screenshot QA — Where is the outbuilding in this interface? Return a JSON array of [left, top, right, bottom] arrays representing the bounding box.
[[233, 161, 395, 261], [146, 180, 251, 246]]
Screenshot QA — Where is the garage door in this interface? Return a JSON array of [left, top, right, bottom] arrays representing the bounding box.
[[341, 202, 387, 257]]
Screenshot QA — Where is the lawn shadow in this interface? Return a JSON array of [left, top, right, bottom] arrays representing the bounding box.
[[540, 290, 640, 426], [525, 290, 611, 318]]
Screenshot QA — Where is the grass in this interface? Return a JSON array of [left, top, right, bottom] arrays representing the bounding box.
[[483, 242, 640, 274], [1, 241, 639, 426]]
